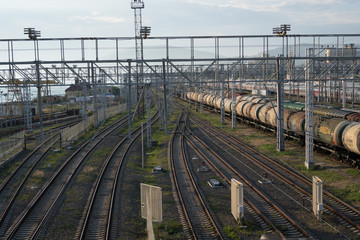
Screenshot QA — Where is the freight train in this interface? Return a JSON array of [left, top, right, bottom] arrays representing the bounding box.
[[186, 92, 360, 168]]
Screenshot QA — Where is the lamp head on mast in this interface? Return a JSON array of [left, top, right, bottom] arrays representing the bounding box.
[[273, 24, 291, 36], [131, 0, 144, 9]]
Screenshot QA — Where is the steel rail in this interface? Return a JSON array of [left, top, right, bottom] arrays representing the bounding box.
[[178, 115, 225, 240], [76, 113, 159, 240], [177, 107, 286, 239], [168, 113, 196, 240], [3, 115, 128, 239], [105, 113, 159, 240], [0, 133, 60, 228], [189, 112, 360, 232], [181, 115, 311, 238]]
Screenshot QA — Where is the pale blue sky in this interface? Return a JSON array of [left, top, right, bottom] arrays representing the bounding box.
[[1, 0, 359, 38]]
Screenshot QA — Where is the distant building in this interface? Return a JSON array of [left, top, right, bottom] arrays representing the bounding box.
[[323, 44, 359, 77], [0, 102, 36, 117], [65, 78, 91, 100], [325, 44, 357, 58], [325, 44, 357, 64]]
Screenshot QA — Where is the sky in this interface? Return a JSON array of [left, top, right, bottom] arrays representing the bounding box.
[[1, 0, 360, 39]]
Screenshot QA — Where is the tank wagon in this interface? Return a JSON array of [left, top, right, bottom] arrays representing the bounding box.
[[186, 92, 360, 167]]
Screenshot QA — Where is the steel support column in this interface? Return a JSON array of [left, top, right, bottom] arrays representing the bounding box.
[[342, 80, 346, 108], [84, 65, 89, 133], [35, 62, 43, 141], [305, 49, 315, 169], [23, 79, 32, 131], [221, 79, 225, 125], [232, 80, 236, 129], [162, 60, 168, 136], [128, 60, 132, 139], [92, 63, 98, 128], [146, 83, 152, 148], [276, 56, 284, 151]]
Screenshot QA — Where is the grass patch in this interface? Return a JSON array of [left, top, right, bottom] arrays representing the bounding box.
[[66, 187, 83, 202], [90, 147, 113, 162], [345, 168, 360, 177], [17, 192, 33, 204], [25, 169, 48, 190], [77, 170, 97, 183], [143, 173, 157, 185], [258, 144, 295, 156], [0, 158, 23, 184], [309, 169, 347, 182], [223, 221, 264, 239], [154, 218, 184, 239], [241, 134, 262, 141], [125, 217, 147, 238], [41, 148, 67, 168], [330, 184, 360, 203]]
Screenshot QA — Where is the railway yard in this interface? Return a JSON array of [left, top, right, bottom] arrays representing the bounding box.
[[0, 22, 360, 240], [0, 95, 359, 240]]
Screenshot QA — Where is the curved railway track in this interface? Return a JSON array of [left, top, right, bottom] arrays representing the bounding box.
[[0, 117, 85, 216], [76, 113, 159, 240], [188, 111, 360, 238], [0, 115, 129, 239], [0, 133, 60, 230], [170, 112, 225, 239], [178, 110, 310, 239]]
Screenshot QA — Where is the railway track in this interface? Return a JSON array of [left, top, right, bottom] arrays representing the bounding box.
[[185, 107, 360, 239], [76, 113, 159, 240], [188, 111, 360, 238], [170, 112, 225, 239], [0, 133, 60, 228], [178, 109, 311, 239], [0, 115, 129, 239], [0, 117, 86, 218]]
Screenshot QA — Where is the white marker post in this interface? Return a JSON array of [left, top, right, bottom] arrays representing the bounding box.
[[312, 176, 323, 221], [231, 178, 244, 223], [140, 183, 162, 239]]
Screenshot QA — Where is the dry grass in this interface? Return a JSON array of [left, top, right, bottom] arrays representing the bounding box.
[[33, 170, 45, 178]]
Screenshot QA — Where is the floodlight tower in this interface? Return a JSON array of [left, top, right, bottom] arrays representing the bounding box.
[[131, 0, 153, 147], [131, 0, 144, 111], [24, 28, 41, 137], [131, 0, 144, 62], [272, 24, 291, 152]]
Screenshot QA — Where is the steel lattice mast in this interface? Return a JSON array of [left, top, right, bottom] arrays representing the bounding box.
[[131, 0, 144, 62], [131, 0, 153, 146], [131, 0, 144, 121]]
